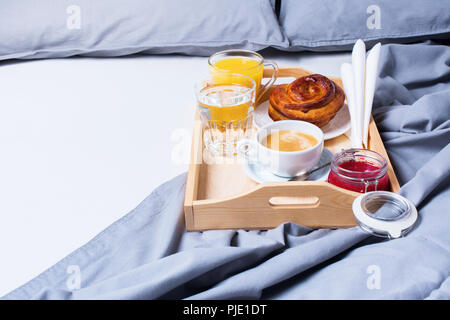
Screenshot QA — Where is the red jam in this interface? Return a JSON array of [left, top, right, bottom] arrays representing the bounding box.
[[327, 149, 390, 193]]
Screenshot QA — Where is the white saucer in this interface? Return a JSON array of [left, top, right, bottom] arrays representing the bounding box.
[[253, 100, 351, 140], [243, 148, 333, 184]]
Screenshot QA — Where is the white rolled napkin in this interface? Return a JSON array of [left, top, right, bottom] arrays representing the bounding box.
[[363, 42, 381, 148], [340, 63, 361, 148], [351, 39, 366, 149]]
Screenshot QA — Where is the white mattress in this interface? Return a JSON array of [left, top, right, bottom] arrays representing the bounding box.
[[0, 51, 350, 296]]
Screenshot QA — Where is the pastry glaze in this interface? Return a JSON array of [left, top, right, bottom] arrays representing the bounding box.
[[269, 74, 345, 127]]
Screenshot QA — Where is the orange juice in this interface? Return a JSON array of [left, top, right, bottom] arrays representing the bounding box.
[[198, 84, 252, 122], [211, 57, 263, 93], [196, 72, 256, 156]]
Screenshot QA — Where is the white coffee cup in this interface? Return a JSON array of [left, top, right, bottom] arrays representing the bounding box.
[[237, 120, 324, 177]]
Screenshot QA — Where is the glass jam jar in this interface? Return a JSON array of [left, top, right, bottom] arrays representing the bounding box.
[[328, 148, 390, 193]]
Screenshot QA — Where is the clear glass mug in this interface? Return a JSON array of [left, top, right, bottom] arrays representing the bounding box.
[[208, 49, 278, 103], [195, 73, 256, 157]]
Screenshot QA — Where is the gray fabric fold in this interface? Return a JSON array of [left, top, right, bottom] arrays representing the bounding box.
[[4, 42, 450, 300]]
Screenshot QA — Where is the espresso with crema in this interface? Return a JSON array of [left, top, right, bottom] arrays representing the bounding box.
[[263, 130, 318, 152]]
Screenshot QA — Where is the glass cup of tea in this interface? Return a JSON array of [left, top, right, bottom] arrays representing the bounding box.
[[195, 73, 256, 157], [208, 49, 278, 103]]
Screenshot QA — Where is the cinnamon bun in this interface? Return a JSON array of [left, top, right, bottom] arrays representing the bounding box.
[[269, 74, 345, 127]]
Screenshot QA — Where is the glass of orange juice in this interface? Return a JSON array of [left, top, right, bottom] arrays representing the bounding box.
[[208, 50, 278, 103], [195, 73, 256, 156]]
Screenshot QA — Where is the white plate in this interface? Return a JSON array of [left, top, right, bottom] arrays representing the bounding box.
[[243, 148, 333, 184], [253, 100, 351, 140]]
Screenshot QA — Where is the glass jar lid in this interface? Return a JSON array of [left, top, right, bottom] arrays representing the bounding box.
[[352, 191, 418, 239]]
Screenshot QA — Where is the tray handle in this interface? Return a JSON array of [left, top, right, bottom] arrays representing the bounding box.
[[192, 181, 359, 230]]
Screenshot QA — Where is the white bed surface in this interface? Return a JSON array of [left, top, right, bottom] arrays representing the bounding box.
[[0, 51, 350, 296]]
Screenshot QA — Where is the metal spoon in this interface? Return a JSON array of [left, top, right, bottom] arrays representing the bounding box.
[[288, 161, 331, 181]]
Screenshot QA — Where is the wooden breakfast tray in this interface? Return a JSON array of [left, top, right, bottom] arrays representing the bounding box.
[[184, 67, 400, 231]]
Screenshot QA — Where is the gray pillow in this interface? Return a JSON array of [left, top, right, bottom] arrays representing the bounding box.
[[0, 0, 287, 60], [278, 0, 450, 51]]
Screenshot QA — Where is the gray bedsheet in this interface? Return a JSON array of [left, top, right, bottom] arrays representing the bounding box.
[[4, 42, 450, 300]]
